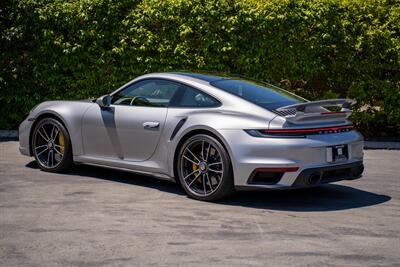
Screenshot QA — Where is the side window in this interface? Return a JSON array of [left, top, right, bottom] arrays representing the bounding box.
[[111, 79, 180, 107], [169, 85, 220, 108]]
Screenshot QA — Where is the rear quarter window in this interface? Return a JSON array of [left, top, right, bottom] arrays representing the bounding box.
[[169, 85, 220, 108], [210, 79, 305, 110]]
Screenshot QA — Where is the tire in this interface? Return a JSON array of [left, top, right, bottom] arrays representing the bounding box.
[[177, 134, 235, 201], [32, 117, 73, 172]]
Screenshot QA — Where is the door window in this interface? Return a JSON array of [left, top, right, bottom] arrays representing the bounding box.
[[112, 79, 180, 107]]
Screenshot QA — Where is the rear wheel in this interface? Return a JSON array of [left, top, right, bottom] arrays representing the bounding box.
[[32, 118, 73, 172], [177, 134, 234, 201]]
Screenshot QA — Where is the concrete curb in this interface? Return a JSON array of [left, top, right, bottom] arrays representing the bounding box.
[[364, 141, 400, 150], [0, 130, 18, 140], [0, 130, 399, 149]]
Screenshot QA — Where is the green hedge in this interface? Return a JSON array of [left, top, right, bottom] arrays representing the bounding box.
[[1, 0, 399, 136]]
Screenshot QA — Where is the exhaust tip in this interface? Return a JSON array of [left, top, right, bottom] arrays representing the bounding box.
[[308, 172, 322, 185]]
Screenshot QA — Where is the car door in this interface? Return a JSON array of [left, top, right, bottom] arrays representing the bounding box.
[[82, 79, 180, 161]]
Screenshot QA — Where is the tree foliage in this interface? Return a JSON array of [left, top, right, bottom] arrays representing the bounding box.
[[1, 0, 399, 136]]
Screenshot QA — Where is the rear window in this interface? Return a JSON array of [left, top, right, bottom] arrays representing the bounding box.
[[210, 79, 305, 110]]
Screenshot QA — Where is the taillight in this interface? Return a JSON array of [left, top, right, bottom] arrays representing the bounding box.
[[245, 125, 353, 138]]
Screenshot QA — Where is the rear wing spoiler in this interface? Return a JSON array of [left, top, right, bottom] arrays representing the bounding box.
[[275, 99, 356, 124]]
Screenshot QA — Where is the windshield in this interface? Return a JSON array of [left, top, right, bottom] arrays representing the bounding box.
[[210, 79, 305, 110]]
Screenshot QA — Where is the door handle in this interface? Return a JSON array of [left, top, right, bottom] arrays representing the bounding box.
[[143, 121, 160, 129]]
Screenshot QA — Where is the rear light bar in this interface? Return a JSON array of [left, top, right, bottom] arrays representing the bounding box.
[[245, 125, 353, 137], [262, 125, 353, 134]]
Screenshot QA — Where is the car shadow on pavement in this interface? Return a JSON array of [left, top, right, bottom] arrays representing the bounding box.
[[220, 186, 391, 212], [26, 161, 391, 212], [25, 161, 185, 196]]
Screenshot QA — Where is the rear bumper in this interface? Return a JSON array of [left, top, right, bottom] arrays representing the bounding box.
[[218, 129, 364, 189], [292, 161, 364, 187], [236, 161, 364, 191]]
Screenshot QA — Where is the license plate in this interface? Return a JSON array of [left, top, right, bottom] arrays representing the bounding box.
[[333, 144, 348, 162]]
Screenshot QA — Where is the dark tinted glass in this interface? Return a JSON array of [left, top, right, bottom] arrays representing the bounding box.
[[169, 85, 220, 108], [112, 79, 180, 107], [210, 79, 305, 110]]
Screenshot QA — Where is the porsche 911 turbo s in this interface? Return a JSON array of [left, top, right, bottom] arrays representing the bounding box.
[[19, 72, 364, 201]]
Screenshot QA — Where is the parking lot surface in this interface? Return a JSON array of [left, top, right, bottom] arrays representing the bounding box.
[[1, 141, 399, 266]]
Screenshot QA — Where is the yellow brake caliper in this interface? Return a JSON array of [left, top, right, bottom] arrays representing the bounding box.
[[58, 131, 65, 154], [192, 163, 200, 178]]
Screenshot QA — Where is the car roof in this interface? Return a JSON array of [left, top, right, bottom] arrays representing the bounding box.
[[170, 72, 227, 82]]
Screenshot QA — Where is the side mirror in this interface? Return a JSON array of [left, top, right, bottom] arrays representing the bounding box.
[[96, 95, 111, 108]]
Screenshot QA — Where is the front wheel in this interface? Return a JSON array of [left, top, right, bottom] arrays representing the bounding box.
[[32, 117, 73, 172], [177, 134, 235, 201]]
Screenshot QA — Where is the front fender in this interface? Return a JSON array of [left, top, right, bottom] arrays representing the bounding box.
[[25, 101, 93, 156]]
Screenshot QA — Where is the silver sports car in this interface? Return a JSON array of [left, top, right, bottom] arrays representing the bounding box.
[[19, 72, 364, 201]]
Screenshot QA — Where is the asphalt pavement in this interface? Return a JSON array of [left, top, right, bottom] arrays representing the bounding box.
[[0, 141, 399, 266]]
